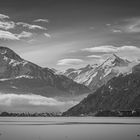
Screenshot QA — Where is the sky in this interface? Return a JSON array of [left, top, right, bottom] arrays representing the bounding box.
[[0, 0, 140, 70]]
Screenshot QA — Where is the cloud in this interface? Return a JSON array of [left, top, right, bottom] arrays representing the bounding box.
[[106, 23, 111, 26], [126, 18, 140, 33], [0, 93, 65, 106], [33, 19, 49, 23], [112, 18, 140, 33], [0, 93, 78, 112], [16, 22, 47, 30], [82, 45, 140, 62], [82, 45, 140, 53], [87, 55, 102, 58], [117, 45, 140, 52], [0, 30, 19, 40], [0, 30, 33, 40], [44, 33, 51, 38], [28, 39, 36, 44], [57, 59, 84, 66], [112, 29, 122, 33], [0, 21, 15, 30], [82, 45, 117, 53], [0, 14, 9, 19], [0, 13, 50, 42], [17, 31, 33, 38]]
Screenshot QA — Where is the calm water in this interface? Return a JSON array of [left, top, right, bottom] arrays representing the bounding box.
[[0, 117, 139, 140]]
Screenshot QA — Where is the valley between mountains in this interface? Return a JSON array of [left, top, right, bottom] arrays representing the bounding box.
[[0, 46, 140, 116]]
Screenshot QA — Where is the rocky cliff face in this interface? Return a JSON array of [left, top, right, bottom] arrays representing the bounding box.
[[63, 63, 140, 116], [0, 46, 90, 97]]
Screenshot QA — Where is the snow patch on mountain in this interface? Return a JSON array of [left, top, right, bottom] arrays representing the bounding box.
[[8, 58, 28, 67], [0, 75, 34, 81], [3, 56, 8, 61], [15, 75, 34, 79], [86, 72, 98, 85], [103, 68, 112, 77]]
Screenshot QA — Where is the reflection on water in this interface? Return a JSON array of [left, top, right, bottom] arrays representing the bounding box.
[[0, 117, 139, 140]]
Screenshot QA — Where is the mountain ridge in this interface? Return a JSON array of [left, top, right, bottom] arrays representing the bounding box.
[[0, 46, 90, 97], [61, 54, 134, 90], [63, 63, 140, 116]]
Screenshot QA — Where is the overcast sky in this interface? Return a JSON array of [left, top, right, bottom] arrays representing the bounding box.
[[0, 0, 140, 70]]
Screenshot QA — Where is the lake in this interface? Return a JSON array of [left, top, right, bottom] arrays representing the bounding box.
[[0, 117, 139, 140]]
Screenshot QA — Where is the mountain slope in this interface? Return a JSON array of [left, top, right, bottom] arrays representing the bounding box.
[[62, 54, 133, 90], [63, 63, 140, 116], [0, 46, 90, 97]]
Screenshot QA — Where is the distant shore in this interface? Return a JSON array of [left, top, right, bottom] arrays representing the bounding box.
[[1, 109, 140, 117]]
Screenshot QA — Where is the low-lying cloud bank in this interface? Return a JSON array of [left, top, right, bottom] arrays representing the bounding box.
[[0, 93, 78, 112]]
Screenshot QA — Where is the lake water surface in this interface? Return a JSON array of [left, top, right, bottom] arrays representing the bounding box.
[[0, 117, 139, 140]]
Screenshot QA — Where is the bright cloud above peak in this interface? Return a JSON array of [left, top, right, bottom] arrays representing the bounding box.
[[82, 45, 117, 53], [87, 55, 102, 58], [57, 58, 84, 66], [82, 45, 140, 53], [81, 45, 140, 63]]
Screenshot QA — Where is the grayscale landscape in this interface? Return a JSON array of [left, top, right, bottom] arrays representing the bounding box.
[[0, 0, 140, 140]]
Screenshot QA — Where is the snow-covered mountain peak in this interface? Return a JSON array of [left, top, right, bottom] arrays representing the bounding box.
[[0, 46, 29, 67], [100, 54, 130, 69], [0, 46, 23, 62], [111, 54, 130, 66], [63, 54, 137, 90]]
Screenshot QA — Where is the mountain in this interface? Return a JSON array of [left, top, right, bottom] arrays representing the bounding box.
[[63, 63, 140, 116], [0, 46, 91, 113], [62, 54, 132, 90], [0, 46, 90, 97]]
